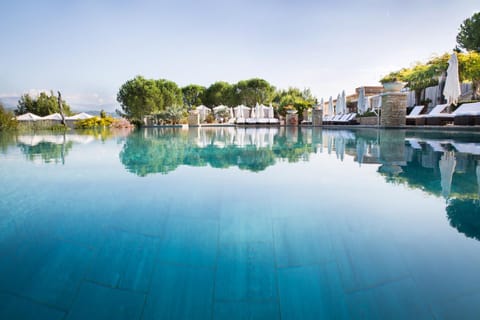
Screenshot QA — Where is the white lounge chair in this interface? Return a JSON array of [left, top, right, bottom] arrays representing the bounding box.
[[407, 104, 448, 125]]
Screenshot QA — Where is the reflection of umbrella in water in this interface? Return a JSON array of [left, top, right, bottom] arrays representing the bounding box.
[[356, 139, 367, 166], [327, 134, 333, 154], [476, 161, 480, 198], [335, 136, 344, 161], [439, 151, 456, 199]]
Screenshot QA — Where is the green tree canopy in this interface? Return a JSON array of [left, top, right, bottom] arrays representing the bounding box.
[[204, 81, 234, 107], [182, 84, 206, 109], [0, 102, 17, 131], [15, 91, 72, 117], [234, 78, 275, 106], [117, 76, 163, 121], [156, 79, 183, 109], [457, 12, 480, 52]]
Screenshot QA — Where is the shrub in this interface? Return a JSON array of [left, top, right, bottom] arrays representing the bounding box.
[[75, 116, 114, 129], [111, 118, 134, 129], [0, 104, 17, 130]]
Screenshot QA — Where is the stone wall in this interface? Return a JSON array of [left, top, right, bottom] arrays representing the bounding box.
[[358, 116, 378, 126], [312, 109, 323, 126], [380, 93, 407, 127], [188, 112, 199, 126], [285, 113, 298, 126]]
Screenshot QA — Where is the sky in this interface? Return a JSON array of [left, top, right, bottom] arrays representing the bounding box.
[[0, 0, 478, 111]]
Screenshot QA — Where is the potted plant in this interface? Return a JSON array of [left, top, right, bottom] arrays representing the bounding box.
[[380, 74, 406, 92], [284, 105, 297, 114]]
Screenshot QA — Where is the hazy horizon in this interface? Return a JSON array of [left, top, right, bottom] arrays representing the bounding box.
[[1, 0, 478, 112]]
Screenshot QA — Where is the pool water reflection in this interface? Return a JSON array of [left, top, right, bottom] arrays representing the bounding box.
[[1, 127, 480, 319]]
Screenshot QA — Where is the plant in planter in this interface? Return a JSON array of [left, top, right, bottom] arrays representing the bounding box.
[[380, 72, 407, 92]]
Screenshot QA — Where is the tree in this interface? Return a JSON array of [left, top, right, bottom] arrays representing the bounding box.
[[204, 81, 234, 107], [15, 91, 72, 116], [457, 12, 480, 52], [458, 51, 480, 99], [182, 84, 206, 109], [162, 105, 187, 124], [234, 78, 275, 106], [274, 87, 316, 121], [117, 76, 184, 121], [0, 102, 17, 130], [156, 79, 183, 109], [117, 76, 163, 121]]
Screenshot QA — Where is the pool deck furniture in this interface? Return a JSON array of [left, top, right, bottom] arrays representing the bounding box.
[[407, 104, 448, 126], [453, 102, 480, 126], [426, 102, 480, 126], [405, 105, 425, 125]]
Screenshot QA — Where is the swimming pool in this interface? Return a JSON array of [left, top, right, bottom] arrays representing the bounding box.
[[1, 127, 480, 319]]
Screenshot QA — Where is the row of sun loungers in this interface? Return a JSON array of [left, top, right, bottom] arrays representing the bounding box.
[[236, 117, 280, 125], [323, 113, 357, 125], [407, 138, 480, 155], [406, 102, 480, 126]]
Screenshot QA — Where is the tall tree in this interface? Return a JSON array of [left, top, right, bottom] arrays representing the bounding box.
[[235, 78, 275, 106], [16, 91, 72, 116], [117, 76, 163, 120], [457, 12, 480, 52], [182, 84, 206, 109], [458, 51, 480, 99], [204, 81, 234, 107], [156, 79, 183, 108]]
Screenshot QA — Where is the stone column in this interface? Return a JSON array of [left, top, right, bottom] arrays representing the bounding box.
[[380, 91, 407, 127], [312, 109, 323, 126], [188, 111, 199, 126], [285, 113, 298, 126]]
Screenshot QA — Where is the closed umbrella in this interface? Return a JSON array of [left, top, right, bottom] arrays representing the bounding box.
[[328, 96, 333, 115], [336, 94, 342, 115], [341, 90, 347, 114], [318, 98, 324, 110], [357, 87, 365, 114], [443, 53, 461, 107]]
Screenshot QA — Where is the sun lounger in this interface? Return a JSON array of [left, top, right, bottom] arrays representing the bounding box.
[[405, 105, 425, 125], [427, 140, 447, 152], [453, 102, 480, 126], [406, 138, 422, 150], [407, 104, 447, 125], [333, 113, 357, 125], [452, 142, 480, 155], [426, 102, 480, 126], [326, 114, 343, 125]]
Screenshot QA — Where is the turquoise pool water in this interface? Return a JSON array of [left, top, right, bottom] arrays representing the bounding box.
[[1, 127, 480, 319]]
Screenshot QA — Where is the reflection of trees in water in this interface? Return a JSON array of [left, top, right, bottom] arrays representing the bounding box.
[[119, 129, 313, 176], [447, 199, 480, 241], [18, 141, 74, 164], [0, 132, 16, 154]]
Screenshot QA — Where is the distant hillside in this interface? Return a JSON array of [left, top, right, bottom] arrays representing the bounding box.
[[69, 102, 119, 113], [0, 97, 119, 115], [0, 96, 19, 110]]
